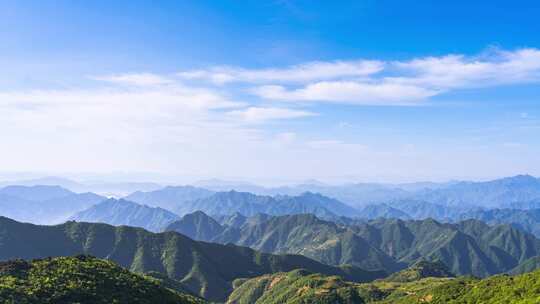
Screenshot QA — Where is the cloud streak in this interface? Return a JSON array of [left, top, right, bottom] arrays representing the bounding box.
[[227, 107, 316, 123], [179, 47, 540, 105], [178, 60, 384, 84], [2, 47, 540, 179], [390, 48, 540, 89], [252, 81, 438, 105], [91, 73, 175, 86]]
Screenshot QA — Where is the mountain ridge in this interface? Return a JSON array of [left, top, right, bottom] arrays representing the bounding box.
[[69, 198, 180, 232], [167, 211, 540, 277], [0, 215, 385, 302]]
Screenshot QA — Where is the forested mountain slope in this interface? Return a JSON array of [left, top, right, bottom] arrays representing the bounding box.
[[0, 255, 204, 304], [167, 212, 540, 277], [0, 216, 384, 302]]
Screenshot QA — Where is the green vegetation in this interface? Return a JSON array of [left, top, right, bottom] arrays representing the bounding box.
[[165, 210, 225, 242], [0, 216, 384, 302], [228, 265, 540, 304], [384, 260, 454, 282], [390, 269, 540, 304], [168, 212, 404, 273], [226, 268, 453, 304], [453, 208, 540, 238], [227, 269, 366, 304], [0, 255, 204, 304], [167, 212, 540, 277]]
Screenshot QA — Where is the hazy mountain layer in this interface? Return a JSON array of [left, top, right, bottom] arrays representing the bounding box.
[[172, 190, 358, 218], [0, 185, 105, 224], [69, 198, 180, 232], [125, 186, 215, 211], [415, 174, 540, 208], [0, 176, 163, 197], [193, 175, 540, 209]]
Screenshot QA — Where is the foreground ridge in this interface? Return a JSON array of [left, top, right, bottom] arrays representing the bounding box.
[[227, 262, 540, 303], [0, 255, 204, 304]]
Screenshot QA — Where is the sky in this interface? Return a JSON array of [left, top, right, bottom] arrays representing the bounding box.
[[1, 0, 540, 184]]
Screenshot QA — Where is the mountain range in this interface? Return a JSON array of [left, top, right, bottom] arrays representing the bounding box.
[[0, 176, 163, 197], [0, 216, 384, 302], [0, 185, 105, 224], [69, 198, 180, 232], [2, 174, 539, 223], [170, 190, 358, 218], [191, 175, 540, 209], [357, 200, 540, 238], [166, 211, 540, 277], [125, 186, 215, 211]]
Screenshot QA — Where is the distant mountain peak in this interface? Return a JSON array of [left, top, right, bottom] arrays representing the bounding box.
[[502, 174, 539, 184], [70, 198, 179, 232]]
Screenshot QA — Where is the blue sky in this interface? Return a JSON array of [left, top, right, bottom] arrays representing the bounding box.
[[1, 1, 539, 184]]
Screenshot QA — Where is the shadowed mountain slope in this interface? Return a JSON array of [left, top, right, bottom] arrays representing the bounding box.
[[167, 212, 540, 278], [0, 216, 384, 302]]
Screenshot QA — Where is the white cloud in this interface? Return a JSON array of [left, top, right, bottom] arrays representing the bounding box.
[[227, 107, 316, 123], [0, 87, 242, 111], [178, 60, 383, 84], [389, 48, 540, 89], [180, 47, 540, 105], [3, 47, 540, 180], [252, 81, 438, 105], [0, 78, 321, 175], [0, 84, 244, 149], [91, 73, 174, 86]]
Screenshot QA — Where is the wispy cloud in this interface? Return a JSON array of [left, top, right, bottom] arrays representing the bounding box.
[[91, 73, 175, 86], [227, 107, 316, 123], [178, 60, 383, 84], [0, 73, 322, 173], [252, 81, 438, 105], [390, 48, 540, 89], [0, 87, 242, 111], [2, 48, 540, 178], [178, 47, 540, 106]]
